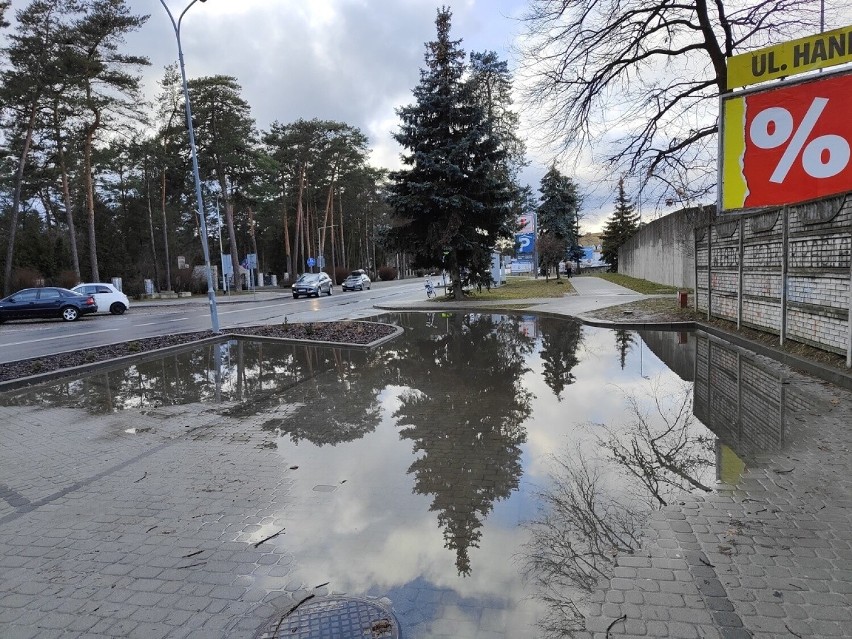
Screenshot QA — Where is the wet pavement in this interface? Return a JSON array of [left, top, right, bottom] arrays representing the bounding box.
[[0, 279, 851, 638]]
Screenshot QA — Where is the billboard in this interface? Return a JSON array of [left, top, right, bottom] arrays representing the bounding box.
[[727, 25, 852, 89], [721, 70, 852, 210]]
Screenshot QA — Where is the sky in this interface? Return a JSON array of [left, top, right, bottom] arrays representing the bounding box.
[[130, 0, 616, 230]]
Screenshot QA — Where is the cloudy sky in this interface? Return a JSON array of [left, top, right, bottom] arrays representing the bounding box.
[[129, 0, 617, 227], [0, 0, 650, 229]]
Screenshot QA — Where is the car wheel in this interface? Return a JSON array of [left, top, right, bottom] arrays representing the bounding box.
[[110, 302, 126, 315], [327, 286, 332, 296], [61, 306, 80, 322], [293, 293, 299, 299], [358, 285, 363, 291]]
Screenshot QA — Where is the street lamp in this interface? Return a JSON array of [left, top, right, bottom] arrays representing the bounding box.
[[158, 0, 220, 333]]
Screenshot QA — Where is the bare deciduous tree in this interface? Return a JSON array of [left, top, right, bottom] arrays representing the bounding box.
[[519, 0, 827, 203]]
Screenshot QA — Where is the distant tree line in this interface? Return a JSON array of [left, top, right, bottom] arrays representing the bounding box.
[[0, 0, 394, 296]]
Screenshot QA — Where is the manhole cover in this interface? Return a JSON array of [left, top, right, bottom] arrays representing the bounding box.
[[256, 596, 400, 639]]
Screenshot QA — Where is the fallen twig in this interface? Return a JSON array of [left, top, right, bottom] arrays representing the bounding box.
[[786, 624, 803, 638], [134, 472, 147, 483], [271, 594, 316, 636], [606, 614, 627, 638], [177, 561, 206, 569], [254, 528, 285, 548], [182, 550, 203, 558]]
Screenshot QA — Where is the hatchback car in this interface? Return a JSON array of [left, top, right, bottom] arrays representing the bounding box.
[[72, 283, 130, 315], [0, 287, 98, 323], [341, 269, 371, 291], [292, 272, 333, 298]]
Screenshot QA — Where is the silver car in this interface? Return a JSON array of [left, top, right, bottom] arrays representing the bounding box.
[[292, 272, 333, 298], [341, 269, 371, 291]]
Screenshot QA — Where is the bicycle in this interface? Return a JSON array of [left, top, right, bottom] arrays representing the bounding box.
[[424, 278, 436, 298]]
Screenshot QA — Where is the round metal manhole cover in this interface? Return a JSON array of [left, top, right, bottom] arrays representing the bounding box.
[[256, 596, 400, 639]]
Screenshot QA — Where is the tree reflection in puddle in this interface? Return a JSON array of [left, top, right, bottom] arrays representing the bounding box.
[[521, 381, 715, 637]]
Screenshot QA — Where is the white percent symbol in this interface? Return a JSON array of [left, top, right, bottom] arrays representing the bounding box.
[[749, 97, 851, 183]]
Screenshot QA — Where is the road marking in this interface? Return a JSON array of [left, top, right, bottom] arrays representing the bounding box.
[[0, 328, 120, 347], [134, 318, 189, 326]]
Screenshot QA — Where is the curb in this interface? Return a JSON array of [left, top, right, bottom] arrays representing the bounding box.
[[0, 322, 404, 393]]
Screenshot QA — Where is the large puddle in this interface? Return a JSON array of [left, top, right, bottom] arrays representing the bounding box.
[[0, 312, 818, 637]]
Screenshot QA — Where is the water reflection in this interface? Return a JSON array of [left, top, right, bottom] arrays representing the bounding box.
[[4, 314, 803, 638]]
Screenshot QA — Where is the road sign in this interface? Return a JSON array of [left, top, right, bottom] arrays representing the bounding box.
[[727, 25, 852, 89], [317, 256, 326, 268], [306, 257, 316, 268], [245, 253, 257, 269], [516, 233, 535, 254], [517, 215, 535, 234], [722, 70, 852, 209]]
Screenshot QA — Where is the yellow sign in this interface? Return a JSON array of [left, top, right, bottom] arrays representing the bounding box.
[[727, 25, 852, 89]]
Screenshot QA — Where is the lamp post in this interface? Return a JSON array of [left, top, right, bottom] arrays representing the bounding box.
[[158, 0, 220, 333]]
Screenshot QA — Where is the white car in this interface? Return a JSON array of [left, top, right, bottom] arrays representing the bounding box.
[[72, 283, 130, 315]]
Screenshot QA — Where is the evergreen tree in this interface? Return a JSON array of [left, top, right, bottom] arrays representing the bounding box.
[[537, 165, 582, 278], [600, 178, 638, 272], [388, 7, 514, 299]]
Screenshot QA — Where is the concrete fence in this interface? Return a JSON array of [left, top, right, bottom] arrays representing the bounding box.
[[619, 205, 716, 289], [695, 193, 852, 365]]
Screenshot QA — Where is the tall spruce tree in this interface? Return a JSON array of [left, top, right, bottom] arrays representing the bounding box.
[[537, 165, 582, 279], [388, 7, 513, 299], [600, 178, 639, 272]]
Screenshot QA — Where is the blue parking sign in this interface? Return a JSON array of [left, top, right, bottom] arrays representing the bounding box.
[[516, 233, 535, 254], [307, 257, 316, 268]]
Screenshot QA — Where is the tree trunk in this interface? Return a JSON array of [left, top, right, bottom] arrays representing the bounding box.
[[3, 100, 38, 296], [338, 195, 347, 269], [248, 207, 259, 287], [294, 166, 304, 277], [281, 181, 292, 279], [145, 160, 160, 291], [160, 172, 172, 291], [53, 97, 81, 281], [83, 108, 101, 282]]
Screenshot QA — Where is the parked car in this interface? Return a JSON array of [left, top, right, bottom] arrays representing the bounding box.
[[0, 287, 97, 323], [292, 272, 333, 298], [72, 283, 130, 315], [341, 269, 371, 291]]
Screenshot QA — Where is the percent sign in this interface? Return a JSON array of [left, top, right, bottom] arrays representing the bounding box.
[[749, 97, 851, 184]]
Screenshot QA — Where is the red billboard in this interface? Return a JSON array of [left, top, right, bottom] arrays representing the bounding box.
[[722, 71, 852, 209]]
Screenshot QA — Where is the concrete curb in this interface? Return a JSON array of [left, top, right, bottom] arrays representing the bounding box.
[[0, 322, 404, 393]]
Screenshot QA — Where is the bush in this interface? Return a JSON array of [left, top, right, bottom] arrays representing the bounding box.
[[57, 270, 79, 289], [378, 265, 398, 281], [333, 267, 350, 285], [10, 267, 42, 291]]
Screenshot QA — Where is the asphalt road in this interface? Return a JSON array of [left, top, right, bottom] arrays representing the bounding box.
[[0, 279, 429, 364]]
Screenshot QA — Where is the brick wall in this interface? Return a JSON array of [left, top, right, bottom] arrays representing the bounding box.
[[696, 194, 851, 360]]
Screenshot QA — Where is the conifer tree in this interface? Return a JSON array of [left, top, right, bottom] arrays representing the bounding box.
[[537, 165, 582, 278], [600, 178, 639, 272], [388, 7, 514, 299]]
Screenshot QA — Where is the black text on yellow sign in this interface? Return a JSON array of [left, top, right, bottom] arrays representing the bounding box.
[[727, 25, 852, 89]]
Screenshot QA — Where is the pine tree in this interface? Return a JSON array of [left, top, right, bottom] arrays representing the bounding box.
[[600, 178, 638, 273], [537, 165, 582, 279], [388, 7, 513, 299]]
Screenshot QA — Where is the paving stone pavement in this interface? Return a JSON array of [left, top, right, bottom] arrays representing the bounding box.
[[1, 299, 851, 638], [0, 398, 312, 639], [581, 344, 852, 639]]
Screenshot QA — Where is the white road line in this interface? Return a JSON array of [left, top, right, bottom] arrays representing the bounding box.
[[134, 318, 190, 326], [0, 328, 120, 347]]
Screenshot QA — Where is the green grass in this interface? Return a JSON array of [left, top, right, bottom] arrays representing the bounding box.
[[437, 276, 575, 301], [587, 272, 683, 294]]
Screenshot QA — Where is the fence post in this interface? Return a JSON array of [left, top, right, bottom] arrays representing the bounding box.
[[707, 222, 712, 321], [738, 216, 744, 330], [780, 206, 788, 346]]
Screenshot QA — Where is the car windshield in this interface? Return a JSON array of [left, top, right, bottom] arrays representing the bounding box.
[[297, 274, 320, 283], [348, 272, 362, 278]]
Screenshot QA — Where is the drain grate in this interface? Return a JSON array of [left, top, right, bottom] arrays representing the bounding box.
[[256, 596, 400, 639]]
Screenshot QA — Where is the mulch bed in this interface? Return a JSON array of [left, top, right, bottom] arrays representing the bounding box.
[[0, 321, 397, 384]]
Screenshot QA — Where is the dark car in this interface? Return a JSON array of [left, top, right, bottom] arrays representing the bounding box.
[[292, 273, 333, 298], [341, 269, 371, 291], [0, 287, 98, 323]]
